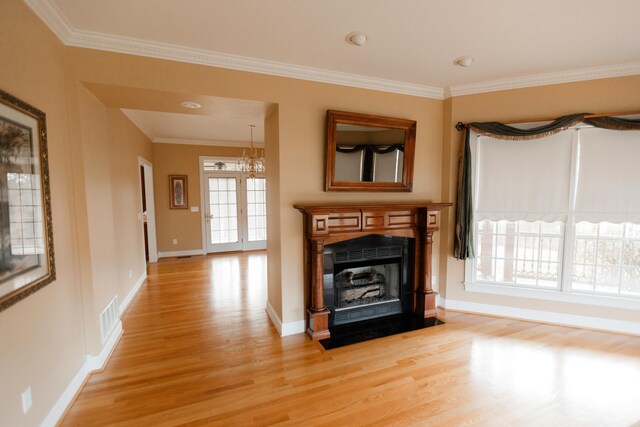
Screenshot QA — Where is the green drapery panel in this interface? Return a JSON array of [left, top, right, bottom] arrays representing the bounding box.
[[454, 113, 640, 260]]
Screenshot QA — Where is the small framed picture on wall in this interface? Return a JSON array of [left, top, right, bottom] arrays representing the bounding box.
[[169, 175, 188, 209]]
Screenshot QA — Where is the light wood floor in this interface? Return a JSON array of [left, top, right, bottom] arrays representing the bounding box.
[[61, 252, 640, 426]]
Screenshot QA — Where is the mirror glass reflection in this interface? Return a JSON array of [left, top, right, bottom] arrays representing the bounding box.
[[334, 124, 406, 183]]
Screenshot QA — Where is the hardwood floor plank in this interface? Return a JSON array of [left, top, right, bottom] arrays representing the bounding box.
[[61, 252, 640, 426]]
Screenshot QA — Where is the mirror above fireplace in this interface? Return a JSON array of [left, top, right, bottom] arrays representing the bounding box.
[[325, 110, 416, 192]]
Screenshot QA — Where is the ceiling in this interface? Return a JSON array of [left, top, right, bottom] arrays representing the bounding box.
[[27, 0, 640, 144]]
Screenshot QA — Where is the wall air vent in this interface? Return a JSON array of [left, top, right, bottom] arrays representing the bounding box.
[[100, 296, 119, 343]]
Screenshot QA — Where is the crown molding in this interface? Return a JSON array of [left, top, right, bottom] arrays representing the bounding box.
[[25, 0, 640, 101], [446, 61, 640, 97], [120, 109, 157, 141], [121, 109, 264, 148], [153, 138, 261, 148], [24, 0, 445, 100]]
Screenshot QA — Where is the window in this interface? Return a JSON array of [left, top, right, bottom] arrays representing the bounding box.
[[476, 220, 563, 289], [7, 173, 45, 255], [246, 178, 267, 242], [573, 222, 640, 297], [467, 124, 640, 303], [203, 159, 243, 172]]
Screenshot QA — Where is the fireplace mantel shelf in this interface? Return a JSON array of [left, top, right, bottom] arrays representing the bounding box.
[[295, 202, 452, 341]]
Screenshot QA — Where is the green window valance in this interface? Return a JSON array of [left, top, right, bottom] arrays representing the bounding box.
[[454, 113, 640, 260]]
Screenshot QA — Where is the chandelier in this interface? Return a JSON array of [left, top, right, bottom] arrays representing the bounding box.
[[238, 124, 265, 179]]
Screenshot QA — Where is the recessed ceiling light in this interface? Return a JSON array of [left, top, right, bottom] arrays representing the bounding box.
[[346, 32, 367, 47], [180, 101, 202, 109], [454, 56, 474, 67]]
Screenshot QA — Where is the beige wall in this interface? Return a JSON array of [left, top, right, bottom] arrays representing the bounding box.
[[76, 86, 120, 352], [0, 3, 153, 425], [62, 48, 444, 325], [0, 2, 86, 425], [106, 108, 153, 305], [152, 144, 244, 253], [265, 106, 282, 317], [442, 75, 640, 323]]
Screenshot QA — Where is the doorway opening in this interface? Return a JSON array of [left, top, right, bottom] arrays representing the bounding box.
[[138, 157, 158, 262]]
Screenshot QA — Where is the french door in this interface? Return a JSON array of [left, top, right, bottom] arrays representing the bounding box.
[[203, 173, 266, 253]]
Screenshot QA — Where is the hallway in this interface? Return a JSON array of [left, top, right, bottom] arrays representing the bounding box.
[[61, 252, 640, 426]]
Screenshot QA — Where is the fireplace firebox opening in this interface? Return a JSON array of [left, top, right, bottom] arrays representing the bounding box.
[[323, 235, 413, 327]]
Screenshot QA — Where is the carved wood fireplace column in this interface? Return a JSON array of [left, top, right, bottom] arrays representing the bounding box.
[[307, 238, 330, 340], [415, 227, 437, 318]]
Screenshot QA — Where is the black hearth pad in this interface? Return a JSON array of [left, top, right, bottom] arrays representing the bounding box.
[[318, 314, 444, 350]]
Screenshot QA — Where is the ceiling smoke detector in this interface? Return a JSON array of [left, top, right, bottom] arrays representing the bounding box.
[[454, 56, 474, 68], [179, 101, 202, 109], [347, 32, 367, 47]]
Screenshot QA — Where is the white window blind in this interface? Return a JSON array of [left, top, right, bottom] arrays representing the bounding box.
[[373, 150, 403, 182], [574, 128, 640, 223], [334, 151, 363, 181], [475, 132, 573, 222]]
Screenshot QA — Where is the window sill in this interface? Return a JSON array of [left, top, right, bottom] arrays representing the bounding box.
[[464, 282, 640, 311]]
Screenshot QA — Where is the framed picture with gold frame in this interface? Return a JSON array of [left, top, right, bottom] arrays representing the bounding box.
[[0, 89, 55, 312], [169, 175, 188, 209]]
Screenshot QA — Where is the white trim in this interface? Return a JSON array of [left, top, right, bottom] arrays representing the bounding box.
[[87, 322, 123, 371], [158, 249, 206, 258], [39, 361, 90, 427], [282, 319, 306, 337], [439, 296, 640, 336], [447, 61, 640, 97], [23, 0, 443, 100], [24, 0, 640, 99], [121, 110, 263, 148], [154, 138, 262, 148], [121, 109, 156, 141], [138, 157, 158, 263], [464, 282, 640, 311], [40, 322, 123, 427], [199, 157, 208, 254], [265, 300, 282, 335], [266, 300, 305, 337], [119, 272, 146, 315]]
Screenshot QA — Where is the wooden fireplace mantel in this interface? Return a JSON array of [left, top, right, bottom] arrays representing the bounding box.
[[294, 202, 452, 341]]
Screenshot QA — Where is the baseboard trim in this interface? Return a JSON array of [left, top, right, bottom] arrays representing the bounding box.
[[39, 358, 91, 427], [282, 319, 305, 337], [265, 301, 305, 337], [41, 322, 123, 427], [158, 249, 205, 258], [119, 271, 146, 315], [87, 321, 123, 372], [265, 300, 282, 335], [439, 296, 640, 336]]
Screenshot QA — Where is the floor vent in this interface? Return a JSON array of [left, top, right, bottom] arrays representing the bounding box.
[[100, 296, 119, 343]]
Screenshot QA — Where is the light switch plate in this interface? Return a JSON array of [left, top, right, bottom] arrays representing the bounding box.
[[22, 387, 32, 414]]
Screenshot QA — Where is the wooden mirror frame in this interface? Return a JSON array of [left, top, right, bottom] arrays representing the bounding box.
[[325, 110, 416, 192]]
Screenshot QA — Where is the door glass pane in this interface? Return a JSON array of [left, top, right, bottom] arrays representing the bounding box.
[[246, 178, 267, 242], [208, 177, 239, 244]]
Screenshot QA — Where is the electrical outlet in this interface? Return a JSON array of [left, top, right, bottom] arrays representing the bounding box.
[[173, 239, 178, 245], [22, 387, 32, 414]]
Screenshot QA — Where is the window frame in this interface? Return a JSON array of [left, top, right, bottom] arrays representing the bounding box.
[[463, 125, 640, 311]]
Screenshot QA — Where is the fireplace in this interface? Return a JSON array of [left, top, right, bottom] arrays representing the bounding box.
[[294, 202, 451, 341], [323, 235, 413, 326]]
